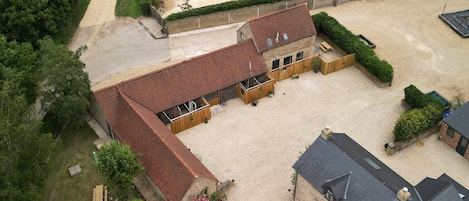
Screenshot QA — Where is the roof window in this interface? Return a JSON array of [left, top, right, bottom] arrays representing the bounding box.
[[267, 38, 273, 47], [283, 33, 289, 41]]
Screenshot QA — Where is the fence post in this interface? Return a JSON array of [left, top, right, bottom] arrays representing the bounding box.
[[198, 18, 200, 28]]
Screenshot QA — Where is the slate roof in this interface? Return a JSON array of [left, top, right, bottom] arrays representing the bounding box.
[[93, 39, 267, 126], [416, 173, 469, 201], [293, 133, 419, 201], [245, 3, 316, 53], [113, 90, 217, 201], [443, 102, 469, 138]]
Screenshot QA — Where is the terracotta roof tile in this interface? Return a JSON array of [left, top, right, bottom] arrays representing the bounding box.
[[113, 90, 217, 201], [118, 39, 267, 113], [246, 3, 316, 53], [93, 85, 119, 126]]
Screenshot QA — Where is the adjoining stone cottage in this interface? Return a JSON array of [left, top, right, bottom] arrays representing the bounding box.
[[292, 128, 469, 201]]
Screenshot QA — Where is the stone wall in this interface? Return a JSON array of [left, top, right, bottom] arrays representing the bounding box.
[[262, 36, 316, 70], [293, 174, 326, 201], [89, 94, 110, 135], [166, 0, 305, 34]]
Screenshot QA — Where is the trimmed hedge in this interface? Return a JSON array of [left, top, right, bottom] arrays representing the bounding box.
[[166, 0, 290, 21], [312, 12, 393, 82], [393, 85, 445, 141]]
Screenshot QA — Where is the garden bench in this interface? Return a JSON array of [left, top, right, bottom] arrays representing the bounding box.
[[320, 41, 333, 52], [92, 185, 107, 201]]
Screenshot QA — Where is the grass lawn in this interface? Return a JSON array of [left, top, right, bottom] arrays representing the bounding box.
[[116, 0, 147, 18], [42, 124, 103, 201]]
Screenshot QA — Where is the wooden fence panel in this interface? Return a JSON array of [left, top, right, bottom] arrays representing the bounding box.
[[269, 56, 317, 81], [170, 107, 211, 134], [320, 53, 355, 75], [243, 80, 275, 104]]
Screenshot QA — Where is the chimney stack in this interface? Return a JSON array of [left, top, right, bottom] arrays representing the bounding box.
[[320, 126, 333, 140], [397, 187, 411, 201]]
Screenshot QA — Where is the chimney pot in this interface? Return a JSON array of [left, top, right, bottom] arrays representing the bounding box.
[[397, 187, 411, 201], [321, 127, 333, 140]]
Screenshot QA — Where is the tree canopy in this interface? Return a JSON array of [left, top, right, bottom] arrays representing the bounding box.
[[37, 37, 91, 128], [0, 68, 55, 201], [97, 142, 143, 198], [0, 0, 76, 44]]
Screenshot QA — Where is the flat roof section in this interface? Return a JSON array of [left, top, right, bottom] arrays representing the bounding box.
[[440, 10, 469, 38]]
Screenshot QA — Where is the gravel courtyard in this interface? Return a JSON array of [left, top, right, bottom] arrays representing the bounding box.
[[176, 1, 469, 201], [74, 0, 469, 200]]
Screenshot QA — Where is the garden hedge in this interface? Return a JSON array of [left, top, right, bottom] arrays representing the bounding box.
[[166, 0, 291, 21], [312, 12, 393, 82], [393, 85, 445, 141]]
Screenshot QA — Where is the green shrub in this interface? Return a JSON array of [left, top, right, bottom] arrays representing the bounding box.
[[394, 109, 427, 141], [311, 12, 393, 82], [166, 0, 290, 21], [394, 85, 445, 141]]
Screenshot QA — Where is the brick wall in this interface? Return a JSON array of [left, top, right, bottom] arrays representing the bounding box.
[[166, 0, 305, 34], [440, 122, 459, 149], [439, 122, 469, 160]]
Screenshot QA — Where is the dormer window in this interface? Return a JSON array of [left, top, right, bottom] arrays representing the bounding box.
[[282, 33, 289, 41], [267, 38, 273, 47]]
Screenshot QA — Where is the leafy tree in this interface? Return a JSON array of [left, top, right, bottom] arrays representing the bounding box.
[[0, 68, 54, 201], [0, 34, 39, 103], [37, 37, 91, 129], [97, 141, 143, 198], [0, 0, 75, 44]]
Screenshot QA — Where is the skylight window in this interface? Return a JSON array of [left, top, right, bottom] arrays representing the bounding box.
[[364, 158, 381, 169], [282, 33, 289, 41], [267, 38, 273, 47]]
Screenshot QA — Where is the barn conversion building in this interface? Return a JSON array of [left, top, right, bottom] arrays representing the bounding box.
[[91, 4, 319, 200]]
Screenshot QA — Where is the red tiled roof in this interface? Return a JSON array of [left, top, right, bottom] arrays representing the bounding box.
[[93, 85, 119, 126], [246, 3, 316, 53], [113, 90, 217, 201], [117, 39, 266, 113], [93, 39, 267, 125]]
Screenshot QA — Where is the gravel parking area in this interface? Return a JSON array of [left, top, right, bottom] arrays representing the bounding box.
[[75, 0, 469, 200], [176, 1, 469, 200]]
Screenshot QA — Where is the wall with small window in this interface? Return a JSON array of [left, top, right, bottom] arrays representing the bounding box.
[[440, 123, 460, 149], [439, 122, 469, 160], [262, 36, 316, 71]]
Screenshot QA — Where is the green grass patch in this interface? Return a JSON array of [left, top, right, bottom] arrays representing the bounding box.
[[53, 0, 91, 45], [116, 0, 146, 18], [42, 125, 103, 201]]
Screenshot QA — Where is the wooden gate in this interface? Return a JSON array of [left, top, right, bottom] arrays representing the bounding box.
[[320, 53, 355, 75]]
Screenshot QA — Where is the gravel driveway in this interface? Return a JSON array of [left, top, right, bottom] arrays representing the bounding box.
[[74, 0, 469, 200]]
